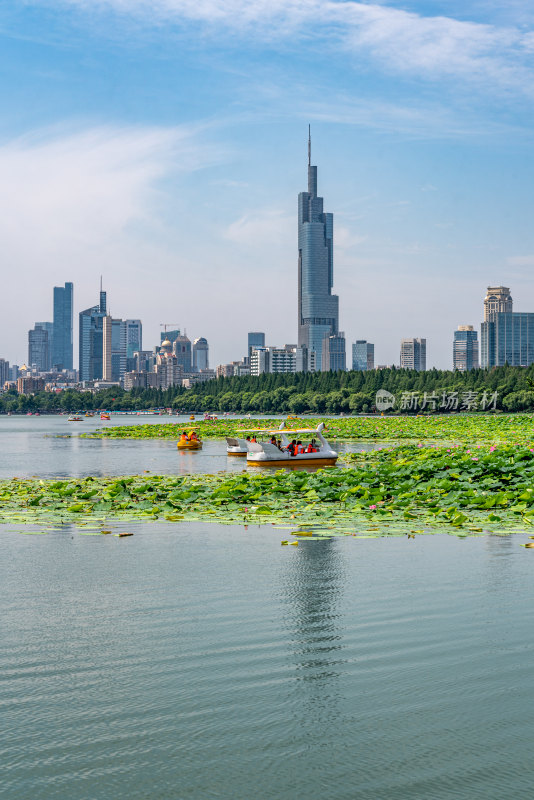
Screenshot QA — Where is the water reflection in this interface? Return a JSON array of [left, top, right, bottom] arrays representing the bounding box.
[[278, 539, 347, 724]]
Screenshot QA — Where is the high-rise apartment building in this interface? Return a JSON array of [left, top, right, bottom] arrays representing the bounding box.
[[52, 282, 73, 370], [298, 129, 339, 371], [193, 337, 209, 371], [28, 324, 51, 372], [352, 340, 374, 371], [484, 286, 512, 320], [400, 338, 426, 371], [322, 332, 346, 371], [79, 289, 107, 382], [453, 326, 479, 371]]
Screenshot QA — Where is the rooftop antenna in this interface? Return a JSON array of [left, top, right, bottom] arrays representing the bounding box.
[[308, 124, 311, 167]]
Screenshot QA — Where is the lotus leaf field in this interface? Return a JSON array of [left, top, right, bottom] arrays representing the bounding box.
[[4, 438, 534, 538], [82, 413, 534, 444]]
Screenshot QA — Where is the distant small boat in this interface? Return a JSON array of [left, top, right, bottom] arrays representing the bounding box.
[[100, 413, 110, 421], [85, 412, 94, 418], [68, 415, 83, 422]]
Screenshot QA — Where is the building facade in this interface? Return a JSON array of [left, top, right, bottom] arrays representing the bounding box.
[[0, 358, 10, 387], [481, 312, 534, 367], [173, 334, 192, 373], [193, 337, 209, 371], [484, 286, 512, 320], [322, 332, 346, 372], [79, 289, 107, 382], [248, 332, 265, 361], [352, 340, 374, 371], [453, 326, 479, 371], [28, 324, 51, 372], [52, 282, 73, 371], [400, 338, 426, 371], [298, 129, 339, 371]]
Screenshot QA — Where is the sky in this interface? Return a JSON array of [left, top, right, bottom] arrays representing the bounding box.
[[1, 0, 534, 370]]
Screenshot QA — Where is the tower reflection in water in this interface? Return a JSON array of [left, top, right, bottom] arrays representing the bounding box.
[[278, 538, 348, 726]]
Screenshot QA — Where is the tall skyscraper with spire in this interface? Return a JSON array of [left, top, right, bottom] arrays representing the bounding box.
[[298, 127, 339, 371]]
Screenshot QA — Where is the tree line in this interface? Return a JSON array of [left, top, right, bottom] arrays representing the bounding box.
[[3, 365, 534, 414]]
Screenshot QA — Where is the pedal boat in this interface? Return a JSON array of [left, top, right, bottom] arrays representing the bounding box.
[[227, 424, 286, 457], [225, 437, 248, 456], [100, 413, 110, 421], [246, 423, 337, 467], [177, 430, 202, 450]]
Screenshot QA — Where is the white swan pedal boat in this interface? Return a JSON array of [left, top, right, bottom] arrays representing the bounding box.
[[246, 423, 338, 466], [226, 425, 284, 456]]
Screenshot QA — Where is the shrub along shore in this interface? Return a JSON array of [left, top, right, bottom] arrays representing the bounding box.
[[3, 442, 534, 537]]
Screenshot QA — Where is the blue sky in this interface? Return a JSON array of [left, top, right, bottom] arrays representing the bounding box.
[[1, 0, 534, 369]]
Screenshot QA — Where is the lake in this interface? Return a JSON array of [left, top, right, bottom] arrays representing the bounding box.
[[1, 416, 534, 799]]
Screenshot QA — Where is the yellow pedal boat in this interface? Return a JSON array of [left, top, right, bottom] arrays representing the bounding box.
[[176, 439, 202, 450]]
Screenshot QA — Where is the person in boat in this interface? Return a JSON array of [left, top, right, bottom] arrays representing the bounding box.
[[286, 439, 297, 456], [180, 431, 189, 443], [296, 440, 304, 454], [306, 442, 316, 453], [245, 436, 251, 442], [251, 435, 257, 443], [189, 431, 199, 441], [270, 435, 277, 446]]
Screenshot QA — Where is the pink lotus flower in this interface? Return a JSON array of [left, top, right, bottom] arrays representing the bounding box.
[[369, 504, 377, 510]]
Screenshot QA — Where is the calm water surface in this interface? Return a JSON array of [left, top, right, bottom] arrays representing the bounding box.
[[2, 523, 534, 800], [2, 416, 534, 799], [0, 416, 381, 478]]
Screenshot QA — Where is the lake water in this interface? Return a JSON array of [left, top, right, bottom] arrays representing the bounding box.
[[0, 415, 382, 478], [1, 417, 534, 799]]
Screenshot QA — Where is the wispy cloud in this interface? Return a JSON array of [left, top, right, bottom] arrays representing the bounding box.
[[0, 123, 217, 357], [53, 0, 534, 94], [225, 209, 293, 247]]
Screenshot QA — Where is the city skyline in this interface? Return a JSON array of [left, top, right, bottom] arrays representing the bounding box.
[[1, 2, 534, 367]]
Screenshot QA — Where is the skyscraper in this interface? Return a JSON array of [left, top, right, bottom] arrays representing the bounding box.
[[298, 128, 339, 371], [453, 326, 479, 371], [400, 338, 426, 371], [322, 332, 346, 372], [173, 333, 192, 373], [484, 286, 512, 320], [352, 340, 374, 371], [28, 324, 51, 372], [481, 312, 534, 367], [79, 289, 107, 382], [52, 282, 73, 370], [193, 337, 209, 371]]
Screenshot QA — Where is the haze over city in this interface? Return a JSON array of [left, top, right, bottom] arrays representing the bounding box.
[[2, 0, 534, 368]]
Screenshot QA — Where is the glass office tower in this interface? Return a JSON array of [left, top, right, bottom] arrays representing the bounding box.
[[297, 129, 339, 371], [79, 290, 107, 382], [52, 282, 73, 371]]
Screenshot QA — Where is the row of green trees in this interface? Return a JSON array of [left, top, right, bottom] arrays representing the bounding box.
[[3, 365, 534, 414]]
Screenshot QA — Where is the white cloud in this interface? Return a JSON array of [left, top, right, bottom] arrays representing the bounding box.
[[53, 0, 534, 93], [0, 123, 217, 361]]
